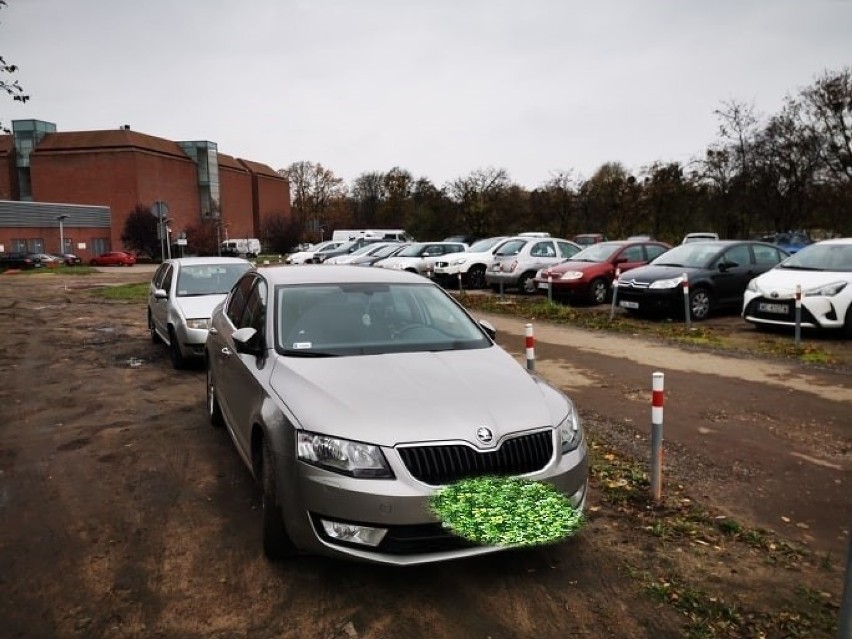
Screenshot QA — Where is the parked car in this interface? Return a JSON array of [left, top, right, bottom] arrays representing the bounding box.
[[615, 240, 789, 320], [350, 242, 410, 267], [431, 236, 510, 289], [573, 233, 606, 246], [285, 241, 344, 265], [205, 265, 588, 563], [485, 237, 582, 294], [53, 253, 82, 266], [148, 257, 254, 368], [323, 241, 398, 265], [743, 237, 852, 337], [375, 241, 468, 276], [766, 231, 811, 255], [442, 234, 480, 245], [0, 252, 37, 271], [90, 251, 136, 267], [682, 232, 719, 244], [534, 240, 671, 304], [316, 237, 388, 263]]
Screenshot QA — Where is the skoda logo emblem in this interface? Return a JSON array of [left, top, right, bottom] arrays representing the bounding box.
[[770, 291, 779, 298], [476, 427, 493, 444]]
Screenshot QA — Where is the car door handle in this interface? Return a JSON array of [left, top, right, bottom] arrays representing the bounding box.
[[221, 347, 233, 357], [209, 327, 218, 335]]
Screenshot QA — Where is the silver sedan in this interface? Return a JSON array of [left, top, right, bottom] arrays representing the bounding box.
[[205, 265, 588, 564]]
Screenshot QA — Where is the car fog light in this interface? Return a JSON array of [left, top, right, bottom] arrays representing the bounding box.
[[320, 519, 387, 547]]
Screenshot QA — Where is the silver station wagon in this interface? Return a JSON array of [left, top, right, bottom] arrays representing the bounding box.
[[205, 265, 588, 565]]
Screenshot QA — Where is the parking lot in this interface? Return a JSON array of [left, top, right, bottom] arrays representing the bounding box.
[[0, 267, 849, 638]]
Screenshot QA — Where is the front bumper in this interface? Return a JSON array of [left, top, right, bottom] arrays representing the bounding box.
[[176, 324, 209, 358], [614, 286, 680, 315], [742, 293, 845, 330], [278, 433, 589, 565]]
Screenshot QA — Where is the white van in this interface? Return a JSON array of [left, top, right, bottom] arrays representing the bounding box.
[[220, 238, 261, 258], [331, 229, 412, 243]]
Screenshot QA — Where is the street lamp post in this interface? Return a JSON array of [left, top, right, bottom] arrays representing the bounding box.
[[56, 214, 68, 254]]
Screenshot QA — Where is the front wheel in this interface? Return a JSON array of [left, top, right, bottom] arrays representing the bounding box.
[[467, 265, 487, 289], [689, 288, 712, 321], [261, 440, 298, 560], [589, 278, 609, 305], [168, 326, 186, 369], [148, 311, 160, 344], [843, 305, 852, 339]]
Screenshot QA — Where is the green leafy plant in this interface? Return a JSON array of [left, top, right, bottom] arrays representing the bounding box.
[[430, 475, 584, 547]]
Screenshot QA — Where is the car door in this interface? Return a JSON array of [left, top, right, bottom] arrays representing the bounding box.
[[613, 244, 647, 275], [150, 263, 174, 338], [215, 274, 268, 456], [711, 244, 755, 307]]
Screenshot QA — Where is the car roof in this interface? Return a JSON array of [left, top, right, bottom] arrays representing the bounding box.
[[258, 265, 430, 286], [164, 257, 252, 266]]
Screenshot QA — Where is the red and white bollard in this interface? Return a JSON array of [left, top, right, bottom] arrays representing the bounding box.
[[525, 323, 535, 371], [794, 284, 802, 348], [651, 372, 665, 502]]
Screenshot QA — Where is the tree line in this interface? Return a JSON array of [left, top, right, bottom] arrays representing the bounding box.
[[266, 66, 851, 251]]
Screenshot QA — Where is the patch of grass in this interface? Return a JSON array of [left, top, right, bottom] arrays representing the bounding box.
[[90, 282, 149, 301]]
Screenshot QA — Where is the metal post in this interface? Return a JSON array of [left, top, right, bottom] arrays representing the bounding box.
[[650, 372, 665, 502], [840, 523, 852, 639], [457, 271, 463, 293], [56, 214, 68, 254], [682, 273, 691, 329], [547, 274, 553, 303], [524, 324, 535, 372], [610, 268, 621, 320], [794, 284, 802, 349], [499, 279, 504, 300]]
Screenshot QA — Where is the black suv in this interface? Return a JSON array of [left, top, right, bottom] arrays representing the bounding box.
[[0, 253, 38, 271]]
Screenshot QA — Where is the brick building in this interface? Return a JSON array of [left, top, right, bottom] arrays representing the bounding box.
[[0, 119, 290, 258]]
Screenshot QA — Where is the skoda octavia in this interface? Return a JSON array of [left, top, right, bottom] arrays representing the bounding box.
[[206, 266, 588, 564]]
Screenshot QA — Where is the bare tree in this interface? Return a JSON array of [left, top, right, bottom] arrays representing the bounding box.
[[279, 161, 346, 239], [447, 167, 511, 237], [797, 66, 852, 182], [1, 0, 29, 133], [350, 171, 385, 227]]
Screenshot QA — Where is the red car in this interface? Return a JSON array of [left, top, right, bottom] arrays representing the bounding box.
[[90, 251, 137, 267], [534, 240, 671, 304]]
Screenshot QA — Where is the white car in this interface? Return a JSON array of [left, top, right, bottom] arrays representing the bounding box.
[[376, 242, 468, 276], [431, 236, 510, 289], [742, 238, 852, 337], [286, 240, 344, 264], [323, 241, 397, 265]]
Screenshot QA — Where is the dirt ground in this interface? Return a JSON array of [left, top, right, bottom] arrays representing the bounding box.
[[0, 267, 850, 639]]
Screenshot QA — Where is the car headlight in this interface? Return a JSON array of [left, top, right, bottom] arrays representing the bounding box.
[[649, 276, 685, 289], [559, 271, 584, 281], [804, 281, 847, 297], [186, 318, 210, 330], [558, 405, 583, 454], [451, 257, 468, 266], [297, 432, 393, 478]]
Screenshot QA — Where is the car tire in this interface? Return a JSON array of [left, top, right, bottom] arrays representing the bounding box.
[[206, 362, 224, 428], [589, 278, 609, 305], [689, 287, 712, 321], [261, 439, 297, 560], [467, 265, 487, 289], [518, 271, 537, 295], [844, 305, 852, 340], [148, 311, 160, 344], [168, 326, 186, 369]]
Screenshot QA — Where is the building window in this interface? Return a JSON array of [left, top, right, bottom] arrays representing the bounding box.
[[10, 238, 27, 252], [92, 238, 110, 255]]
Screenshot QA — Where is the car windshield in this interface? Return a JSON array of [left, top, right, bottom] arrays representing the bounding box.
[[494, 239, 527, 256], [570, 242, 622, 262], [276, 282, 491, 356], [651, 242, 722, 268], [468, 237, 505, 252], [777, 243, 852, 272], [372, 243, 407, 258], [176, 263, 253, 296], [397, 243, 430, 257]]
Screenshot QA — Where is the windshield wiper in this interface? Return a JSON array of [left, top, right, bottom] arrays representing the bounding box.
[[779, 265, 820, 271], [281, 350, 338, 357], [653, 263, 685, 268]]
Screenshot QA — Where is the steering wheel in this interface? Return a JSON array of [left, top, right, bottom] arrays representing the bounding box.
[[391, 324, 423, 340]]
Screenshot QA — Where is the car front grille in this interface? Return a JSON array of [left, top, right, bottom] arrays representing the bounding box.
[[397, 430, 553, 485]]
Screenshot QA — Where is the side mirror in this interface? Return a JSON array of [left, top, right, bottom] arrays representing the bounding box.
[[232, 327, 263, 355], [718, 260, 738, 271], [479, 320, 496, 341], [154, 288, 168, 300]]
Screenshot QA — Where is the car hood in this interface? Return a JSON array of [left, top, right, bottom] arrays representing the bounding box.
[[543, 260, 605, 275], [378, 257, 421, 268], [175, 294, 228, 319], [618, 264, 704, 283], [752, 267, 851, 294], [269, 346, 567, 447]]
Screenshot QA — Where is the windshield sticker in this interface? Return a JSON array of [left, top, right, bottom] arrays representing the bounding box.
[[292, 342, 313, 349]]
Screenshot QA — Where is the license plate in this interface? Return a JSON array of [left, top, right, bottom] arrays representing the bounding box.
[[758, 302, 789, 314], [619, 300, 639, 309], [538, 282, 549, 289]]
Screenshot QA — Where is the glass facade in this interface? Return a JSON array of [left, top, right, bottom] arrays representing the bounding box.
[[13, 120, 57, 201], [178, 141, 220, 219]]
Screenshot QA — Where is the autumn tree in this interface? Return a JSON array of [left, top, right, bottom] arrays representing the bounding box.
[[350, 171, 385, 227], [447, 167, 511, 238], [261, 213, 302, 254], [280, 161, 346, 240], [796, 66, 852, 183]]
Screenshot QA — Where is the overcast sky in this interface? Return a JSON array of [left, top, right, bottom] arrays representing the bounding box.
[[2, 0, 850, 189]]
